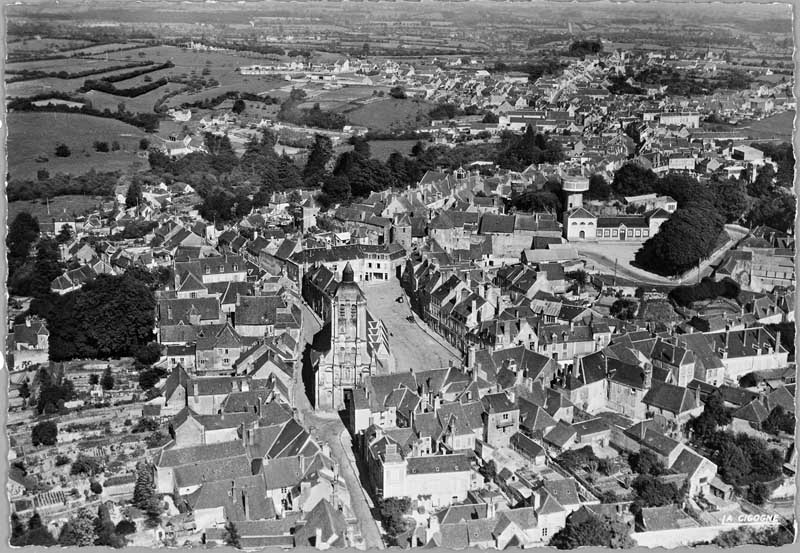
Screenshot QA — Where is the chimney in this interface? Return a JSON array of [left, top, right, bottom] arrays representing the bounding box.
[[643, 363, 652, 389], [775, 331, 781, 353]]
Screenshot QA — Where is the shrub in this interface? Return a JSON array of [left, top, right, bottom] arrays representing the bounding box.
[[89, 481, 103, 495]]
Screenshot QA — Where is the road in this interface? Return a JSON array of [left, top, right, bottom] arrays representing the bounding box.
[[293, 303, 385, 550], [361, 279, 461, 372]]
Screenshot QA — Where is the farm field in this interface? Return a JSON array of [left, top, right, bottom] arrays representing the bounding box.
[[8, 195, 109, 224], [741, 110, 795, 141], [5, 57, 140, 73], [7, 112, 150, 180], [5, 64, 173, 98], [7, 38, 93, 54], [368, 139, 419, 161], [163, 79, 290, 109], [344, 97, 432, 130]]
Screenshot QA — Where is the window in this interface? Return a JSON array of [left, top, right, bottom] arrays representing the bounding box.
[[281, 487, 288, 494], [351, 305, 358, 320], [218, 265, 224, 272], [635, 229, 641, 237], [503, 413, 509, 420], [643, 230, 649, 237], [542, 528, 548, 537], [628, 229, 634, 237], [204, 266, 211, 274], [612, 229, 618, 237], [190, 292, 197, 299], [223, 358, 230, 365], [339, 305, 346, 319], [233, 264, 238, 271], [368, 263, 372, 268]]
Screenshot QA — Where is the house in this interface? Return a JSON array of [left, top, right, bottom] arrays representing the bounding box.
[[642, 381, 703, 430], [563, 207, 669, 243], [481, 392, 520, 448], [669, 447, 717, 498]]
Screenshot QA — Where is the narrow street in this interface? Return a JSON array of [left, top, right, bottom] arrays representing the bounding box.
[[293, 303, 385, 550]]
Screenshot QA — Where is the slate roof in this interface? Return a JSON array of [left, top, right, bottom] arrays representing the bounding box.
[[643, 381, 700, 414], [406, 454, 470, 475], [294, 499, 348, 548], [158, 440, 247, 468]]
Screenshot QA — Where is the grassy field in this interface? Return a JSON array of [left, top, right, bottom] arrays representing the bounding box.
[[344, 98, 432, 131], [741, 110, 795, 141], [8, 112, 150, 180], [9, 195, 108, 223], [368, 139, 419, 161], [7, 38, 93, 54]]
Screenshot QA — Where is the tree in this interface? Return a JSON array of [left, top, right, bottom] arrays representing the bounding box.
[[631, 474, 682, 507], [46, 273, 156, 361], [747, 481, 768, 505], [126, 180, 142, 208], [351, 135, 371, 157], [379, 497, 412, 546], [634, 205, 724, 276], [19, 380, 31, 400], [32, 420, 58, 446], [136, 342, 162, 365], [94, 503, 124, 547], [139, 138, 150, 151], [94, 141, 110, 153], [89, 374, 100, 386], [713, 440, 750, 486], [389, 85, 406, 99], [627, 450, 665, 476], [303, 134, 334, 187], [71, 455, 103, 477], [482, 111, 499, 124], [11, 513, 26, 546], [37, 168, 50, 181], [56, 224, 73, 245], [550, 511, 633, 549], [611, 163, 658, 196], [55, 143, 71, 157], [90, 481, 103, 495], [610, 299, 638, 320], [232, 98, 246, 114], [224, 520, 241, 548], [7, 211, 40, 280], [746, 194, 795, 233], [28, 512, 43, 530], [115, 520, 136, 535], [712, 178, 749, 223], [133, 461, 156, 509], [762, 405, 795, 435], [138, 366, 167, 390], [23, 527, 57, 546], [59, 508, 97, 546], [586, 174, 611, 200], [55, 454, 71, 466], [101, 367, 115, 390]]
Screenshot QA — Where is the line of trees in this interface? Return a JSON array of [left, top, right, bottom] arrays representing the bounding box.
[[8, 92, 161, 132], [80, 76, 170, 98], [6, 60, 154, 83]]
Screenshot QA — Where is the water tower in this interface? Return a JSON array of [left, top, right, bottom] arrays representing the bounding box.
[[560, 168, 590, 211]]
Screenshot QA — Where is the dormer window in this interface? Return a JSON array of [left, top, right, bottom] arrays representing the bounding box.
[[205, 266, 211, 275], [233, 264, 239, 271]]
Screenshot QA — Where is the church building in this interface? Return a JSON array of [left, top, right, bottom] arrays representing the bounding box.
[[314, 263, 394, 411]]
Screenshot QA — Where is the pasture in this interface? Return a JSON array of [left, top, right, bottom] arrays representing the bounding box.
[[7, 37, 93, 55], [9, 195, 108, 224], [368, 139, 419, 161], [344, 98, 432, 130], [7, 112, 150, 180]]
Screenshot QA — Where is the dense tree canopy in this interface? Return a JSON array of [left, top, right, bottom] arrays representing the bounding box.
[[612, 163, 658, 196], [634, 205, 724, 276], [46, 274, 156, 361], [32, 420, 58, 446], [7, 212, 40, 285], [550, 511, 632, 549]]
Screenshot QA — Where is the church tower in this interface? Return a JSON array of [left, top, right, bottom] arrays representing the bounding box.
[[319, 262, 370, 410]]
